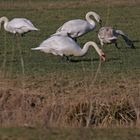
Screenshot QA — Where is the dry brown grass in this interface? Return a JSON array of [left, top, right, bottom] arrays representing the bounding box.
[[0, 74, 139, 128]]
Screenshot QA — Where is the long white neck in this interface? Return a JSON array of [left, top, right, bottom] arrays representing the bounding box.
[[0, 17, 9, 30], [85, 11, 101, 26], [80, 41, 103, 57]]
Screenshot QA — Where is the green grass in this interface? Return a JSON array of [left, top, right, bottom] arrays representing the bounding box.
[[0, 2, 139, 77], [0, 127, 140, 140]]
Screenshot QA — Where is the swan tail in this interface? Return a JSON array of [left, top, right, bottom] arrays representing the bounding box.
[[115, 30, 135, 48], [32, 27, 39, 31], [56, 25, 63, 32], [31, 47, 41, 50]]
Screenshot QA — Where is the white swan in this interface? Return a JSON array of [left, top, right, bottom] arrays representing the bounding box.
[[98, 27, 135, 48], [0, 16, 39, 35], [31, 35, 105, 61], [54, 11, 102, 39], [0, 16, 39, 76]]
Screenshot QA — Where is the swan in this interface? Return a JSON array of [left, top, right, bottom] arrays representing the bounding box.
[[0, 16, 39, 76], [53, 11, 102, 39], [0, 16, 39, 35], [98, 27, 135, 48], [31, 35, 105, 61]]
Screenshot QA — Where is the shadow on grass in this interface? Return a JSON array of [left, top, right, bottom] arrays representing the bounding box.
[[132, 39, 140, 43], [69, 58, 100, 63], [69, 57, 120, 63]]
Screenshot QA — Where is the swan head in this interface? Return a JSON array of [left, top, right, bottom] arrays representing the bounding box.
[[84, 41, 106, 61], [99, 49, 106, 61], [99, 19, 102, 27], [87, 11, 102, 27], [91, 11, 101, 23], [0, 16, 8, 29]]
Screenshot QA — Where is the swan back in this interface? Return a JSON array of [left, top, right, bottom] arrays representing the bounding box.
[[32, 35, 82, 56], [98, 27, 117, 44], [0, 17, 38, 34], [8, 18, 38, 33], [98, 27, 114, 38], [55, 19, 94, 38]]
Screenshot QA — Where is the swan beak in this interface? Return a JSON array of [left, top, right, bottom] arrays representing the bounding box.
[[99, 19, 102, 27]]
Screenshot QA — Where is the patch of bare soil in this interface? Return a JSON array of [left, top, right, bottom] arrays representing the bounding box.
[[0, 75, 139, 128]]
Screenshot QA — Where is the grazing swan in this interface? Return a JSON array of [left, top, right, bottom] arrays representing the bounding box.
[[0, 16, 38, 76], [0, 16, 39, 35], [31, 35, 105, 61], [98, 27, 135, 48], [54, 11, 102, 39]]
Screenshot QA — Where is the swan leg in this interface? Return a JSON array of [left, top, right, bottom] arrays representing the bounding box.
[[74, 38, 77, 42], [114, 42, 120, 49], [21, 31, 30, 37], [21, 33, 25, 37], [16, 33, 25, 76], [1, 31, 8, 78], [66, 56, 71, 62], [130, 43, 135, 49], [61, 55, 70, 62], [9, 34, 16, 76]]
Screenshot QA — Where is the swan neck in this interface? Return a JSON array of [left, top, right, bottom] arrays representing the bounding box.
[[85, 12, 96, 26], [0, 17, 9, 29], [80, 43, 90, 56], [81, 41, 102, 56]]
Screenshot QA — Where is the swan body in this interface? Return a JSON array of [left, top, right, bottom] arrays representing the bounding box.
[[54, 11, 102, 39], [98, 27, 135, 48], [0, 16, 39, 35], [31, 35, 105, 61]]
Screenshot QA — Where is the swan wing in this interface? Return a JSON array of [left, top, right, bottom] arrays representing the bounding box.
[[56, 19, 93, 38], [115, 30, 135, 48], [32, 35, 81, 56], [98, 27, 114, 38], [8, 18, 38, 30]]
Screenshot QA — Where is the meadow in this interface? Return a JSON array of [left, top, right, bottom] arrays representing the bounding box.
[[0, 0, 140, 139]]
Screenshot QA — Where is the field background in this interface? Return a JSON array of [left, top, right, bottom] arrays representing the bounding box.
[[0, 0, 140, 139]]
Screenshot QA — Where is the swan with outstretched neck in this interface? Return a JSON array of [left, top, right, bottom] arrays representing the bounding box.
[[31, 35, 105, 61], [0, 16, 38, 35], [54, 11, 102, 39], [98, 27, 135, 49]]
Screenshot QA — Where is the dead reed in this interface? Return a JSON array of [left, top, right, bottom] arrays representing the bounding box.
[[0, 74, 139, 128]]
